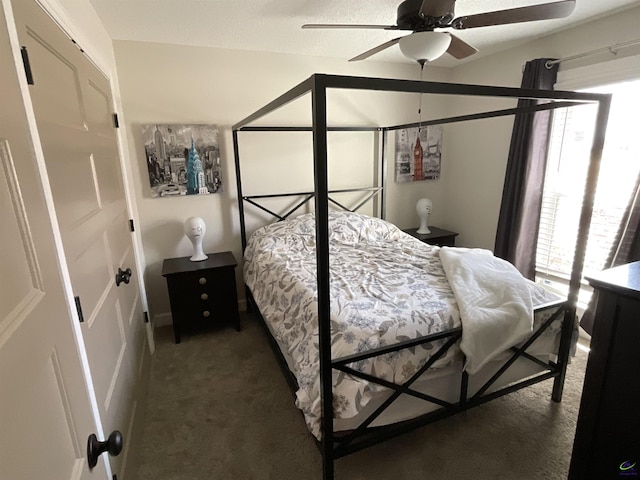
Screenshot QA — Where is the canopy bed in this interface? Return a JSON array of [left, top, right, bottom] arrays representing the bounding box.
[[232, 74, 611, 480]]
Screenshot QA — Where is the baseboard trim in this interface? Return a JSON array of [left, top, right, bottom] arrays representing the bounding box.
[[152, 312, 172, 327]]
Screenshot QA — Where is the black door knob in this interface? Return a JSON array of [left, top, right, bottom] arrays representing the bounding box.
[[115, 267, 132, 286], [87, 430, 123, 469]]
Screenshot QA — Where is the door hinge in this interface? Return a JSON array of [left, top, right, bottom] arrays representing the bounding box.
[[70, 38, 85, 53], [129, 218, 135, 232], [74, 296, 84, 323], [143, 311, 149, 323], [20, 46, 34, 85], [113, 113, 119, 128]]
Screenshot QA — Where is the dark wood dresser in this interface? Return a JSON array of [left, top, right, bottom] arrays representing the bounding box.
[[402, 226, 459, 247], [162, 251, 240, 343], [568, 261, 640, 479]]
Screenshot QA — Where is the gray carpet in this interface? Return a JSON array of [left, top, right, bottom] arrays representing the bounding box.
[[136, 314, 587, 480]]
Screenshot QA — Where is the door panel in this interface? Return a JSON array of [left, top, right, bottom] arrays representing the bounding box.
[[69, 233, 113, 318], [12, 1, 147, 478], [1, 325, 90, 480], [84, 290, 126, 408], [46, 151, 103, 227], [23, 29, 86, 128], [107, 211, 133, 272], [85, 80, 114, 133], [8, 348, 83, 477], [94, 150, 125, 205], [119, 248, 141, 327], [0, 142, 40, 316]]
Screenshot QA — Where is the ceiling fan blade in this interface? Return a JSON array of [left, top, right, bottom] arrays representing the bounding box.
[[302, 24, 400, 30], [446, 33, 478, 59], [349, 37, 402, 62], [452, 0, 575, 30], [419, 0, 456, 18]]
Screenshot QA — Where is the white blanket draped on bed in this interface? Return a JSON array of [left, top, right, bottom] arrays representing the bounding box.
[[439, 247, 534, 374]]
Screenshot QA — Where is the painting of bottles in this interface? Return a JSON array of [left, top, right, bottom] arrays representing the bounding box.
[[394, 125, 442, 183]]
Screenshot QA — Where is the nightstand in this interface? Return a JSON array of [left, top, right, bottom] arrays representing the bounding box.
[[403, 227, 459, 247], [162, 251, 240, 343]]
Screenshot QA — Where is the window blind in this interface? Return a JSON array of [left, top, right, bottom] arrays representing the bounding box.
[[535, 80, 640, 309], [536, 106, 590, 284]]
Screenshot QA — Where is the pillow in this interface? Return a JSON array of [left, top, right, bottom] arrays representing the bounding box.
[[247, 211, 403, 255], [326, 211, 403, 245]]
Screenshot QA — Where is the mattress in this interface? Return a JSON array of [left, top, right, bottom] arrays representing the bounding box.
[[244, 211, 564, 439]]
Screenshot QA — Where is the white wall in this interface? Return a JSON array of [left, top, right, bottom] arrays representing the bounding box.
[[443, 4, 640, 249], [113, 41, 452, 321]]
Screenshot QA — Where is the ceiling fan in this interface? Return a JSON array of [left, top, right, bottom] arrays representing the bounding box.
[[302, 0, 576, 63]]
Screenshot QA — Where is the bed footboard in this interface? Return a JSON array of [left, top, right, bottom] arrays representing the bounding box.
[[246, 289, 571, 460], [330, 300, 569, 457]]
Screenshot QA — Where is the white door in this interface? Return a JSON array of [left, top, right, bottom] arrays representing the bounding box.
[[11, 1, 148, 478], [0, 2, 109, 479]]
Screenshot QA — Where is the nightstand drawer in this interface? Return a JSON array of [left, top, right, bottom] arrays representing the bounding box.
[[170, 271, 236, 316], [180, 268, 227, 289]]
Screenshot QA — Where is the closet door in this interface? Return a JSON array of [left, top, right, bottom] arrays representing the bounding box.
[[0, 3, 108, 479], [12, 0, 148, 477]]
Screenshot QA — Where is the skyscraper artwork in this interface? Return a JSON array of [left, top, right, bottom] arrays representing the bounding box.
[[141, 124, 221, 198], [186, 137, 209, 195]]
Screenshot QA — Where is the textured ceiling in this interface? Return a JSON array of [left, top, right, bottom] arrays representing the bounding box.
[[89, 0, 640, 67]]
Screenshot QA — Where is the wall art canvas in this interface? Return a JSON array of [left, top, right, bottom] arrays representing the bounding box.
[[142, 124, 222, 198], [394, 125, 442, 183]]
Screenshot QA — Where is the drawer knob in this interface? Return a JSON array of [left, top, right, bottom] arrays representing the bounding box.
[[199, 277, 207, 285], [201, 293, 208, 301], [203, 310, 210, 318]]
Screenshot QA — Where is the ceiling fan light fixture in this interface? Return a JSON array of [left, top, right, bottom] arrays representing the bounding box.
[[399, 31, 451, 63]]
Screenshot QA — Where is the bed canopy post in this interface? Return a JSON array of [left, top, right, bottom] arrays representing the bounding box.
[[311, 75, 335, 480], [233, 129, 248, 252], [552, 94, 612, 401], [380, 129, 388, 220]]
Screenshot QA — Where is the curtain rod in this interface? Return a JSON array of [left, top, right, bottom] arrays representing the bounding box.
[[545, 38, 640, 69]]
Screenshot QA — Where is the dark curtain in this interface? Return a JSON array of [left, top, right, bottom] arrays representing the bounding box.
[[580, 173, 640, 334], [494, 58, 559, 280]]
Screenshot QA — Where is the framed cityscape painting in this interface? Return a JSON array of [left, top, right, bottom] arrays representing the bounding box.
[[394, 125, 443, 183], [142, 124, 222, 198]]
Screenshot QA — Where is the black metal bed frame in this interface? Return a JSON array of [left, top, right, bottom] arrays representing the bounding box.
[[232, 74, 611, 480]]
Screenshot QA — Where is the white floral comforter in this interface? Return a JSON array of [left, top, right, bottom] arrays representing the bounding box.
[[243, 211, 560, 439]]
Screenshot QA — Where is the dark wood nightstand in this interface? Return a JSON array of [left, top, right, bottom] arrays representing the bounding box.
[[402, 227, 459, 247], [162, 251, 240, 343]]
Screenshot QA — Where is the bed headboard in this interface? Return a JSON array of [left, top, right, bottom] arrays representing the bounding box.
[[232, 124, 387, 252]]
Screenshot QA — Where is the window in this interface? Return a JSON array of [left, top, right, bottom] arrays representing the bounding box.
[[535, 79, 640, 311]]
